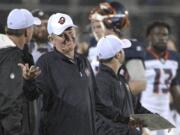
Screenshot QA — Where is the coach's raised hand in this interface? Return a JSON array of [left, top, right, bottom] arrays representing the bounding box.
[[18, 63, 41, 80]]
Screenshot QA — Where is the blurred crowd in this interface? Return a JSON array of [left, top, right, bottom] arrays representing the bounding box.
[[0, 1, 180, 135]]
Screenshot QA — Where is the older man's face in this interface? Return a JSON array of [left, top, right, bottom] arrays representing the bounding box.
[[52, 27, 77, 55]]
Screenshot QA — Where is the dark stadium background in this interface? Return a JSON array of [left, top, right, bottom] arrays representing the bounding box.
[[0, 0, 180, 50]]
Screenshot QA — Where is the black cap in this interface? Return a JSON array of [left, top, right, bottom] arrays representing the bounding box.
[[31, 9, 49, 20]]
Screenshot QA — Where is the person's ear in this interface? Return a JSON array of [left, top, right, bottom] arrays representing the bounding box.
[[24, 29, 28, 37], [48, 35, 53, 42], [115, 52, 122, 59]]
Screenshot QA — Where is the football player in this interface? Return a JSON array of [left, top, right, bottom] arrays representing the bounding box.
[[141, 21, 180, 135], [88, 1, 146, 95]]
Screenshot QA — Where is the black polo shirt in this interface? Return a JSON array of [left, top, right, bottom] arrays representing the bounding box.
[[95, 64, 143, 135], [35, 49, 96, 135]]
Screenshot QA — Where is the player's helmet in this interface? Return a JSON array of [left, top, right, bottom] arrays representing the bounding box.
[[89, 1, 129, 30]]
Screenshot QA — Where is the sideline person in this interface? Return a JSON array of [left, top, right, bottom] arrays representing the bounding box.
[[141, 21, 180, 135], [24, 13, 97, 135], [89, 1, 146, 95], [95, 35, 152, 135], [0, 8, 41, 135]]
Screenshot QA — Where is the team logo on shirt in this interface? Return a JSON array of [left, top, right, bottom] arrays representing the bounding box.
[[58, 17, 65, 24], [136, 46, 142, 51], [10, 73, 15, 79]]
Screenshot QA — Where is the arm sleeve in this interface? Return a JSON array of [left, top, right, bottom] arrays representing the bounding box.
[[95, 77, 129, 123], [170, 54, 180, 113], [0, 50, 25, 133], [23, 79, 40, 101], [171, 55, 180, 87], [133, 97, 153, 114], [126, 59, 146, 81], [0, 53, 22, 119], [23, 56, 51, 101], [35, 56, 51, 96], [124, 40, 145, 61]]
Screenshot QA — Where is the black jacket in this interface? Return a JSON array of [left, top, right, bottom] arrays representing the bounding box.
[[25, 49, 97, 135], [95, 64, 151, 135], [0, 46, 35, 135]]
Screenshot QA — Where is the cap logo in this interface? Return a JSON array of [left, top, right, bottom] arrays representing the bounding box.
[[58, 17, 65, 24]]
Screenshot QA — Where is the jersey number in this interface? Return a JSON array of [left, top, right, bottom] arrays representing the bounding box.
[[153, 68, 173, 93]]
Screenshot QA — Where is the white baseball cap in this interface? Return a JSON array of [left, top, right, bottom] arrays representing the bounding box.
[[7, 8, 41, 29], [47, 13, 77, 35], [97, 35, 131, 60]]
